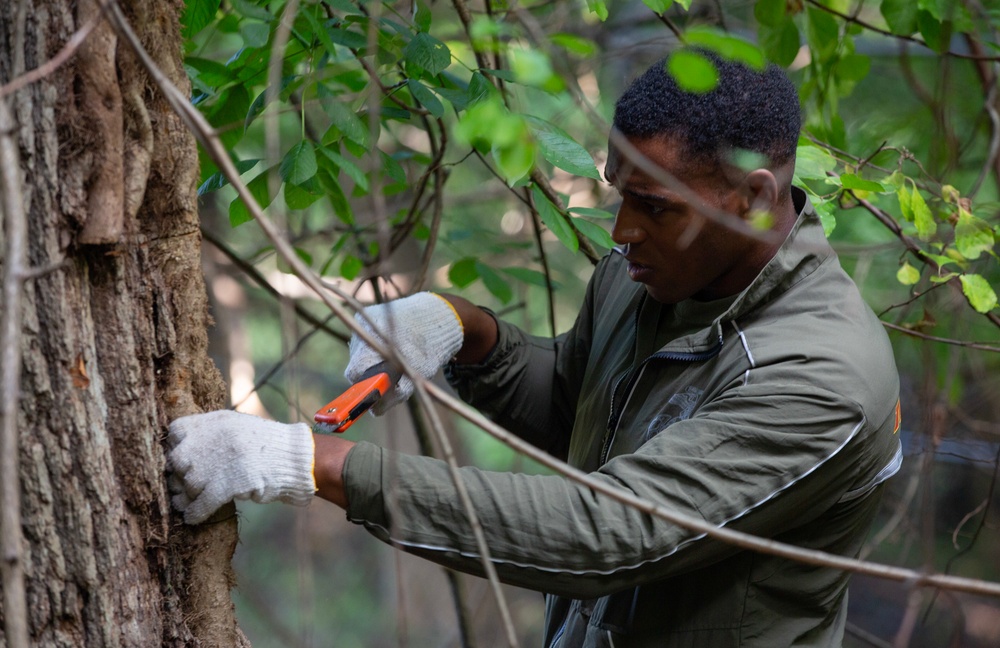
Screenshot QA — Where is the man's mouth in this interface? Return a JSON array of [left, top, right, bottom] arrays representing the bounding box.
[[626, 258, 653, 283]]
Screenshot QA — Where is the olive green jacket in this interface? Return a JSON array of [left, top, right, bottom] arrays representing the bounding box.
[[343, 189, 902, 646]]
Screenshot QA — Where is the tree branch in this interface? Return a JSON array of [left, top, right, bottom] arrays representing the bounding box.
[[881, 321, 1000, 353], [0, 96, 30, 648], [803, 0, 1000, 61], [423, 381, 1000, 600]]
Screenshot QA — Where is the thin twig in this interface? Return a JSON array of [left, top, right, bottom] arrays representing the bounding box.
[[423, 381, 1000, 599], [803, 0, 1000, 61], [526, 188, 558, 338], [201, 227, 347, 343], [850, 193, 1000, 331], [0, 96, 30, 648], [881, 321, 1000, 353]]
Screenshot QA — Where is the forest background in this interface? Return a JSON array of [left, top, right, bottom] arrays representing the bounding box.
[[2, 0, 999, 647]]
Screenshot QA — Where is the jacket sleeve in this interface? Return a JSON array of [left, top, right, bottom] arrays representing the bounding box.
[[444, 258, 611, 458], [343, 376, 898, 599]]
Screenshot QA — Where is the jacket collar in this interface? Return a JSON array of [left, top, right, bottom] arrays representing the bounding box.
[[655, 187, 832, 355]]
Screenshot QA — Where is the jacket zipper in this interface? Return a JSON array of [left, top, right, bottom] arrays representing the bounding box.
[[598, 337, 724, 466], [548, 619, 567, 648]]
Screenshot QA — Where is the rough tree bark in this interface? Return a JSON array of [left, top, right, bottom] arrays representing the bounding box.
[[1, 1, 247, 645]]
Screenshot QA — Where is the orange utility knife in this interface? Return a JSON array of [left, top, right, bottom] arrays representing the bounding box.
[[313, 362, 399, 433]]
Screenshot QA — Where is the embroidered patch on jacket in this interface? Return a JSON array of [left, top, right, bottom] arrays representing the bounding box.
[[644, 386, 703, 441]]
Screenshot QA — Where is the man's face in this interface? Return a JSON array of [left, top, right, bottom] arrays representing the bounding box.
[[605, 134, 754, 304]]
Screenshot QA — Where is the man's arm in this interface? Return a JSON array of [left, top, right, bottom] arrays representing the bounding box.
[[314, 294, 497, 510], [437, 294, 498, 365], [313, 434, 353, 508]]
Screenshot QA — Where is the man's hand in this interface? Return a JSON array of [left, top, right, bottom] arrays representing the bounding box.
[[166, 411, 317, 524], [345, 292, 464, 414]]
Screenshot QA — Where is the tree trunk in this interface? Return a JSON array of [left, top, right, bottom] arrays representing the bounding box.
[[1, 1, 246, 645]]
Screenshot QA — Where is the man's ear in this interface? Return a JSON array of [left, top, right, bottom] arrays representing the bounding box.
[[743, 169, 779, 218]]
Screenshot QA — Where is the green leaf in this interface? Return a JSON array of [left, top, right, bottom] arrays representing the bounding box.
[[414, 1, 433, 32], [241, 21, 270, 48], [572, 217, 615, 249], [532, 186, 578, 252], [466, 72, 497, 107], [230, 0, 274, 22], [585, 0, 609, 21], [758, 19, 801, 67], [229, 170, 274, 227], [959, 274, 998, 313], [327, 25, 367, 49], [209, 85, 251, 149], [279, 142, 318, 185], [666, 50, 719, 93], [476, 262, 513, 303], [839, 173, 885, 193], [407, 79, 444, 118], [284, 181, 321, 210], [403, 33, 452, 76], [185, 57, 235, 90], [340, 255, 363, 280], [568, 207, 616, 219], [182, 0, 221, 38], [813, 196, 837, 236], [550, 33, 597, 57], [449, 257, 480, 287], [380, 150, 407, 185], [954, 210, 995, 260], [807, 6, 840, 61], [834, 53, 871, 82], [525, 116, 600, 180], [793, 145, 837, 182], [910, 188, 936, 240], [198, 158, 259, 195], [316, 170, 354, 224], [502, 266, 552, 288], [926, 254, 958, 272], [754, 0, 786, 27], [897, 185, 913, 221], [509, 49, 564, 92], [642, 0, 671, 13], [917, 10, 948, 53], [881, 0, 920, 35], [896, 262, 921, 286], [493, 138, 536, 185], [318, 146, 370, 192], [323, 99, 370, 149], [684, 27, 766, 70]]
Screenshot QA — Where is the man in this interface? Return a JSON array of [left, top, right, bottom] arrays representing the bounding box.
[[168, 49, 903, 646]]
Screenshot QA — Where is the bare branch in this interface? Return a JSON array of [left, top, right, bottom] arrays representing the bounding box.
[[0, 96, 30, 648], [424, 381, 1000, 600], [881, 321, 1000, 353], [804, 0, 1000, 61]]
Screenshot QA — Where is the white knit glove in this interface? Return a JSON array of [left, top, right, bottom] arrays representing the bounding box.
[[166, 410, 316, 524], [345, 292, 464, 415]]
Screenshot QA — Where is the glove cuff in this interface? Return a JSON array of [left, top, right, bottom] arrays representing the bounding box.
[[255, 420, 316, 506]]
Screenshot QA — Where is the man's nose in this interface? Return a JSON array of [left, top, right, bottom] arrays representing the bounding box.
[[611, 207, 645, 245]]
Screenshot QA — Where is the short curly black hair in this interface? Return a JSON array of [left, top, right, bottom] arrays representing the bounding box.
[[613, 49, 800, 169]]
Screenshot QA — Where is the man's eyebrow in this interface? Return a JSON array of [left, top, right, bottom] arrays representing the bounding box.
[[622, 188, 684, 206]]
